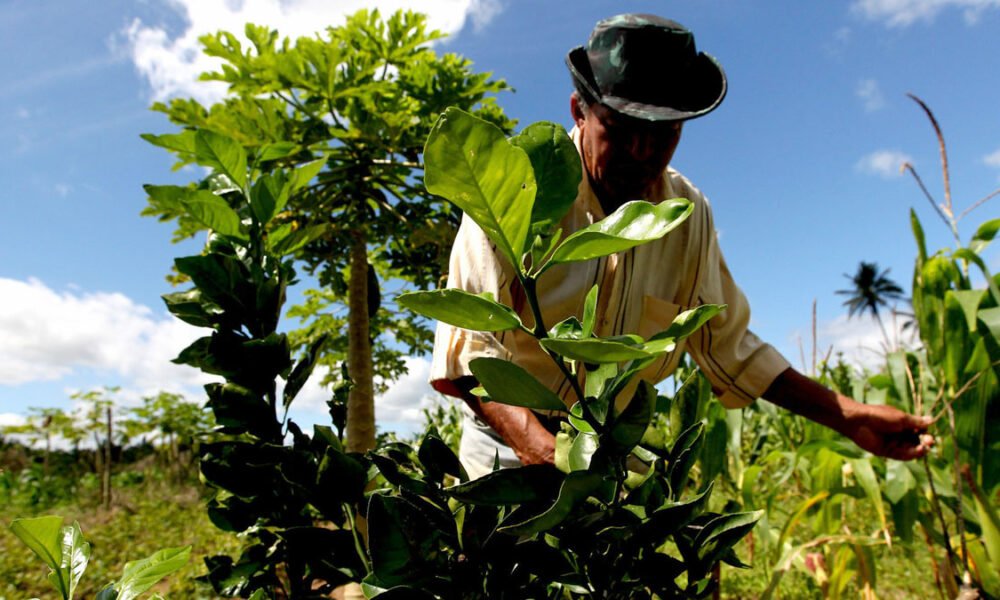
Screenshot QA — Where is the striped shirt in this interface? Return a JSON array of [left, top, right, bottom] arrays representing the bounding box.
[[430, 128, 790, 413]]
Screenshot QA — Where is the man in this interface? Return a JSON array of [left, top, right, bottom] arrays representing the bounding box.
[[430, 14, 932, 479]]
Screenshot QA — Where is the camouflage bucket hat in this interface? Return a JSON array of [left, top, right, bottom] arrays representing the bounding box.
[[566, 13, 727, 122]]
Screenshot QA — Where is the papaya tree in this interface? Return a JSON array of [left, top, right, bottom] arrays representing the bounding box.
[[142, 9, 514, 452]]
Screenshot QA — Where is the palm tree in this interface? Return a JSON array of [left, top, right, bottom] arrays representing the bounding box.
[[836, 261, 905, 350]]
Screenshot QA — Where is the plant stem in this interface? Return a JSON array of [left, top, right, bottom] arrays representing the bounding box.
[[520, 275, 595, 427], [944, 401, 970, 579], [922, 455, 960, 576], [344, 502, 371, 573]]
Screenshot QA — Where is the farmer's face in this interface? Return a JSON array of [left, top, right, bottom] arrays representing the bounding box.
[[571, 93, 682, 211]]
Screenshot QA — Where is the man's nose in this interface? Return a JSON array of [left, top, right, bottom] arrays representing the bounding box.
[[625, 132, 662, 161]]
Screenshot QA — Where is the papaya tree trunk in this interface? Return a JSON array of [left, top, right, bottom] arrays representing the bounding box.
[[104, 406, 113, 509], [345, 228, 375, 453]]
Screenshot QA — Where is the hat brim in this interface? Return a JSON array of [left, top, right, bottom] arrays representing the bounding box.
[[566, 46, 727, 122]]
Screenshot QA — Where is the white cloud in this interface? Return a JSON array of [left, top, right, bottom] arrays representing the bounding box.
[[816, 312, 917, 371], [292, 356, 440, 434], [983, 148, 1000, 168], [1, 55, 121, 100], [0, 413, 26, 427], [124, 0, 504, 104], [855, 149, 913, 178], [0, 278, 212, 395], [851, 0, 1000, 27], [856, 78, 886, 112], [825, 26, 853, 56]]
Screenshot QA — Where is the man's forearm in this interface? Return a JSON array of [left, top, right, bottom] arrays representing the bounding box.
[[762, 367, 932, 460], [453, 376, 555, 465], [762, 368, 854, 435]]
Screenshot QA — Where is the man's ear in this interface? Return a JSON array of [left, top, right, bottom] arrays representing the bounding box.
[[570, 93, 586, 127]]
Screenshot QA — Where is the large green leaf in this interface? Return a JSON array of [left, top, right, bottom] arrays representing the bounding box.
[[969, 217, 1000, 255], [181, 189, 246, 239], [195, 130, 247, 190], [249, 171, 289, 224], [509, 121, 581, 228], [910, 208, 927, 266], [468, 357, 566, 412], [608, 381, 656, 452], [316, 447, 367, 507], [205, 383, 278, 439], [367, 495, 416, 588], [884, 459, 917, 504], [581, 284, 599, 338], [9, 516, 70, 599], [943, 291, 971, 389], [418, 433, 468, 482], [655, 304, 726, 343], [257, 141, 299, 162], [140, 131, 196, 156], [540, 336, 654, 363], [498, 471, 603, 535], [424, 107, 536, 268], [849, 458, 888, 542], [446, 464, 562, 505], [62, 522, 91, 599], [953, 248, 1000, 305], [948, 289, 986, 332], [112, 545, 191, 600], [397, 289, 522, 332], [283, 334, 327, 409], [162, 289, 219, 329], [545, 199, 692, 268], [269, 224, 330, 256], [634, 483, 714, 547], [668, 422, 705, 499], [885, 351, 913, 411], [796, 438, 864, 460], [971, 456, 1000, 566], [568, 432, 599, 471], [693, 510, 764, 578]]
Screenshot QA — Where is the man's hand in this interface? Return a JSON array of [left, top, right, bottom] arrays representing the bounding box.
[[842, 402, 934, 461], [454, 376, 556, 466], [764, 368, 933, 461]]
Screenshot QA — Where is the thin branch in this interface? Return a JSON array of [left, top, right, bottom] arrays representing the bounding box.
[[923, 454, 960, 574], [901, 162, 953, 236], [907, 93, 953, 220], [903, 353, 920, 414], [958, 186, 1000, 222], [931, 359, 1000, 424]]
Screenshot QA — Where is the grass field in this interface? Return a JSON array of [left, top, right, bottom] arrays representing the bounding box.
[[3, 474, 947, 599]]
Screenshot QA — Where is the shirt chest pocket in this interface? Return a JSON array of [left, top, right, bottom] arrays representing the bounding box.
[[637, 295, 685, 385]]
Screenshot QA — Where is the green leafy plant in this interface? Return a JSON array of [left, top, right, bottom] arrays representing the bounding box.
[[149, 102, 763, 597], [8, 515, 190, 600], [391, 107, 762, 597]]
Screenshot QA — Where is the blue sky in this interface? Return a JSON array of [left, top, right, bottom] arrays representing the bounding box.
[[2, 0, 999, 435]]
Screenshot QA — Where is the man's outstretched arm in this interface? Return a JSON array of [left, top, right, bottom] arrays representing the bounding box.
[[763, 367, 934, 460]]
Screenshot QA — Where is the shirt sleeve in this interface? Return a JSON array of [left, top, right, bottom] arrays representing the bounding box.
[[684, 195, 791, 409], [429, 214, 516, 398]]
